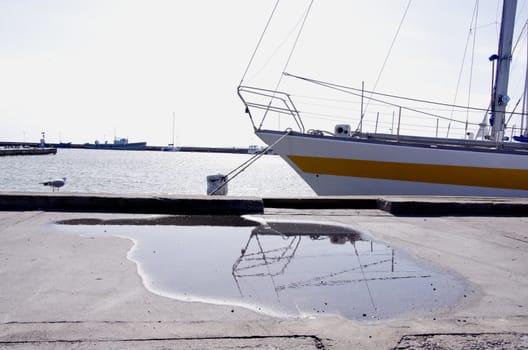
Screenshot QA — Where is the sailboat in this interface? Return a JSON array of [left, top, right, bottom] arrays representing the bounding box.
[[162, 112, 180, 151], [238, 0, 528, 197]]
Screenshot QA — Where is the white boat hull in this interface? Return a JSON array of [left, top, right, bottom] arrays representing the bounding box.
[[257, 130, 528, 197]]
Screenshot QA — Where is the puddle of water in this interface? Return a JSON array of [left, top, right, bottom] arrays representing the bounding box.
[[58, 218, 466, 320]]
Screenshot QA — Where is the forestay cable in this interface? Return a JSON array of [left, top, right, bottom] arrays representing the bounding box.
[[240, 0, 281, 86], [259, 0, 315, 130], [465, 0, 480, 135]]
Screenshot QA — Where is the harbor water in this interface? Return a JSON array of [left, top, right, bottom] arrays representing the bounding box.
[[0, 148, 315, 196]]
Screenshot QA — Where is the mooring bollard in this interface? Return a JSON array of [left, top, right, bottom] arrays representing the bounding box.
[[206, 174, 228, 195]]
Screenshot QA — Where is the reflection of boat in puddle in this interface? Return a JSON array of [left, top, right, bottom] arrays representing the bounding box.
[[232, 222, 364, 287], [58, 218, 466, 320], [230, 221, 452, 319]]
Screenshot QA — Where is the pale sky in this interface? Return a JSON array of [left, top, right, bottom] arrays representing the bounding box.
[[1, 0, 527, 147]]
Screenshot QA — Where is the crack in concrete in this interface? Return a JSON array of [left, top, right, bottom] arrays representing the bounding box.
[[0, 335, 328, 349], [0, 322, 328, 349]]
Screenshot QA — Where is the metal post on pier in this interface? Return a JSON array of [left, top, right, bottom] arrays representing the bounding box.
[[397, 107, 402, 142], [359, 81, 365, 133], [391, 111, 395, 134]]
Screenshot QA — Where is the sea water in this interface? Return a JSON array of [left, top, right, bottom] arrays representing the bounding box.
[[0, 148, 315, 196]]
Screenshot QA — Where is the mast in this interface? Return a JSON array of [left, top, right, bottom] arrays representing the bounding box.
[[491, 0, 517, 142], [171, 111, 175, 146]]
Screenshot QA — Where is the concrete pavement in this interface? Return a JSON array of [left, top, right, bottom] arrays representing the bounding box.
[[0, 198, 527, 349]]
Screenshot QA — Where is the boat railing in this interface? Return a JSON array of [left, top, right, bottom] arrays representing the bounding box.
[[362, 131, 528, 152], [237, 85, 305, 133], [358, 110, 528, 150], [238, 85, 528, 151]]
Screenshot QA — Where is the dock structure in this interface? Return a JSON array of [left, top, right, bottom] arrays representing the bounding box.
[[0, 147, 57, 156], [0, 194, 526, 349], [0, 141, 268, 154]]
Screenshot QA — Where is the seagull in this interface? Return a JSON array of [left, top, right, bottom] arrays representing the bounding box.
[[40, 177, 66, 192]]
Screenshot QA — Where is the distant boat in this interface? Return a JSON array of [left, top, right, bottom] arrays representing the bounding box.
[[161, 144, 180, 151], [162, 112, 179, 151], [238, 0, 528, 197], [84, 137, 147, 150], [248, 145, 263, 154]]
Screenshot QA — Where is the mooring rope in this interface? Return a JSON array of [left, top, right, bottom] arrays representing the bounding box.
[[209, 129, 292, 195]]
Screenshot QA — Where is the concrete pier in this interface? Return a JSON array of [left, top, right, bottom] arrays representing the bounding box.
[[0, 194, 527, 349], [1, 192, 528, 216], [0, 193, 264, 215]]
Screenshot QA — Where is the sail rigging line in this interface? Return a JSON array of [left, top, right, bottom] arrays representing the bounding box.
[[495, 0, 502, 41], [284, 73, 503, 128], [258, 0, 315, 130], [524, 23, 528, 136], [208, 129, 292, 195], [254, 234, 281, 301], [474, 21, 500, 30], [466, 1, 480, 137], [447, 0, 480, 138], [357, 0, 413, 132], [505, 95, 523, 127], [508, 19, 528, 106], [276, 0, 314, 91], [294, 93, 490, 113], [286, 73, 485, 113], [248, 8, 317, 85], [285, 72, 525, 116], [353, 243, 377, 315], [304, 81, 477, 126], [508, 18, 528, 94], [513, 0, 528, 137], [239, 0, 281, 86], [511, 19, 528, 55]]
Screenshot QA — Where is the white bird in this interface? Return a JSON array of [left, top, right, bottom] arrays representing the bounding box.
[[40, 177, 66, 192]]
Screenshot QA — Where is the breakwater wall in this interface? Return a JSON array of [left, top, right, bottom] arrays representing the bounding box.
[[0, 142, 267, 154]]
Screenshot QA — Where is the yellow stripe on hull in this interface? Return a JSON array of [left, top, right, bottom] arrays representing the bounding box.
[[288, 155, 528, 191]]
